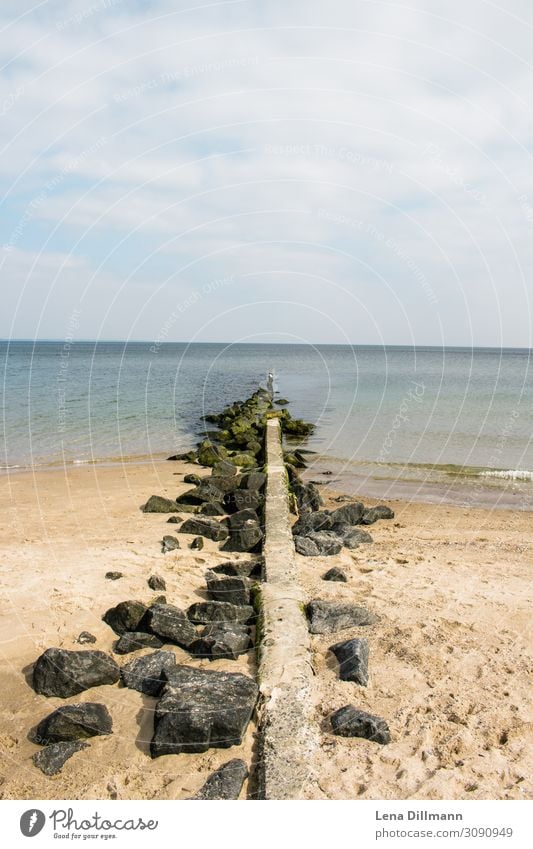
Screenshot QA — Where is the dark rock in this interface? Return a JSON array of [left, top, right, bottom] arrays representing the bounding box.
[[152, 595, 167, 605], [32, 741, 89, 775], [184, 473, 202, 485], [292, 510, 333, 536], [232, 488, 263, 513], [190, 623, 252, 660], [221, 508, 263, 552], [275, 398, 289, 405], [167, 451, 197, 463], [292, 482, 323, 513], [330, 638, 369, 685], [343, 529, 373, 548], [330, 705, 390, 744], [150, 665, 258, 756], [121, 650, 176, 696], [190, 536, 204, 550], [35, 703, 113, 743], [330, 502, 365, 525], [239, 471, 266, 491], [306, 600, 378, 634], [210, 560, 261, 578], [197, 440, 227, 467], [191, 759, 248, 799], [179, 516, 229, 542], [230, 452, 256, 469], [362, 505, 395, 524], [148, 574, 166, 591], [212, 460, 238, 477], [114, 632, 163, 654], [142, 603, 197, 649], [323, 567, 348, 582], [187, 601, 254, 625], [166, 516, 182, 524], [103, 600, 148, 636], [143, 495, 180, 513], [76, 632, 96, 644], [105, 571, 123, 580], [199, 501, 226, 516], [205, 574, 251, 606], [162, 535, 180, 552], [306, 531, 343, 556], [32, 649, 120, 698], [333, 495, 353, 503], [294, 535, 320, 557]]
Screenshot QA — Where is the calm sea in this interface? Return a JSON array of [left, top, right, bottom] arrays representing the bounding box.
[[1, 342, 532, 507]]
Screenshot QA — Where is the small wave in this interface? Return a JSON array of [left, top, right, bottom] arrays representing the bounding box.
[[479, 469, 533, 482]]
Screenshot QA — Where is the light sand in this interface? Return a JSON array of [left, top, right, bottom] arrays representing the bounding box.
[[0, 460, 531, 800]]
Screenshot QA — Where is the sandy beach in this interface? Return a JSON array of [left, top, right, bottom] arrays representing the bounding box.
[[0, 459, 531, 800]]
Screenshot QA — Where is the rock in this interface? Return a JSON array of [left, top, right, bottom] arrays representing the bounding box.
[[150, 665, 258, 756], [330, 705, 390, 744], [105, 571, 123, 580], [148, 574, 166, 591], [330, 638, 369, 685], [191, 759, 248, 799], [212, 460, 238, 477], [114, 632, 163, 654], [362, 505, 395, 524], [167, 451, 197, 463], [143, 495, 180, 513], [32, 740, 89, 775], [197, 440, 227, 467], [184, 473, 202, 485], [292, 511, 333, 536], [292, 481, 323, 513], [323, 567, 348, 582], [294, 535, 320, 557], [179, 476, 239, 505], [166, 516, 182, 524], [239, 471, 266, 491], [32, 649, 120, 698], [35, 703, 113, 744], [205, 574, 251, 606], [306, 531, 343, 556], [142, 603, 197, 649], [343, 529, 373, 548], [103, 600, 148, 636], [330, 502, 365, 525], [179, 516, 229, 542], [221, 508, 263, 552], [162, 535, 180, 552], [76, 632, 97, 644], [190, 623, 252, 660], [275, 398, 289, 405], [211, 560, 261, 578], [306, 600, 378, 634], [232, 488, 263, 513], [121, 650, 176, 696], [187, 601, 254, 625], [231, 452, 256, 469], [190, 536, 204, 550], [199, 501, 226, 516]]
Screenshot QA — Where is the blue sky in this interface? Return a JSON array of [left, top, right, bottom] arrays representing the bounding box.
[[1, 0, 532, 346]]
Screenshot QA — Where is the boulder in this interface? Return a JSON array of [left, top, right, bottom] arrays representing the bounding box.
[[212, 460, 238, 477], [210, 560, 261, 578], [232, 488, 263, 513], [190, 536, 204, 550], [179, 517, 229, 542], [306, 600, 378, 634], [162, 535, 180, 553], [166, 516, 182, 524], [150, 665, 258, 756], [199, 501, 226, 516], [103, 601, 148, 636], [35, 703, 113, 744], [197, 441, 227, 467], [121, 650, 177, 696], [294, 536, 320, 557], [221, 509, 263, 552], [292, 511, 333, 536], [330, 705, 390, 744], [231, 452, 256, 469], [142, 603, 197, 649], [330, 502, 365, 525], [191, 759, 248, 799], [292, 482, 323, 513], [362, 505, 395, 524], [143, 495, 180, 513], [239, 471, 266, 491], [190, 623, 252, 660], [205, 574, 251, 606], [148, 574, 166, 591], [183, 473, 202, 485], [32, 741, 89, 775], [306, 531, 343, 556], [343, 529, 373, 548], [32, 649, 120, 698], [187, 601, 254, 625], [114, 632, 163, 654], [76, 632, 96, 644], [167, 451, 197, 463], [322, 567, 348, 582], [330, 638, 369, 686]]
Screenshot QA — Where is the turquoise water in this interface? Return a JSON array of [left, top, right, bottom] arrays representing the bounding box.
[[1, 342, 532, 499]]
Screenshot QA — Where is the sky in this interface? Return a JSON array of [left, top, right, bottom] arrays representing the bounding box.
[[1, 0, 532, 346]]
